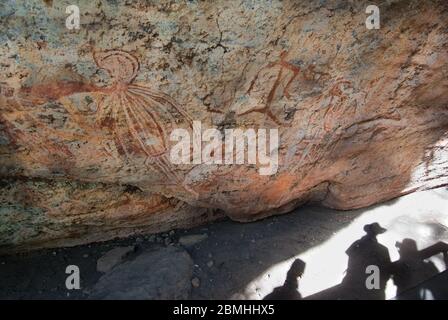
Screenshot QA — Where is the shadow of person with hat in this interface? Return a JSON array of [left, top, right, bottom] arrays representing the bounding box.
[[391, 238, 446, 299], [338, 222, 392, 299], [307, 222, 392, 300], [264, 259, 306, 300]]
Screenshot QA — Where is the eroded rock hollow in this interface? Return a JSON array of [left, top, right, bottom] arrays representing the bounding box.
[[1, 0, 447, 251]]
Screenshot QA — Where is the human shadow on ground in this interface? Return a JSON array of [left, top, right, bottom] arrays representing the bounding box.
[[263, 258, 305, 300], [391, 238, 448, 300], [265, 223, 448, 300]]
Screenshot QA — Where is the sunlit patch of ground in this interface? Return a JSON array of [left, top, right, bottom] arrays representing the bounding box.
[[241, 188, 448, 299]]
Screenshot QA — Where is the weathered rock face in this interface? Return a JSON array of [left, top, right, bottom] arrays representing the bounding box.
[[89, 246, 194, 299], [1, 0, 447, 251]]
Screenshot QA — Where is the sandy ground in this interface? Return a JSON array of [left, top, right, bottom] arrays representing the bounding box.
[[0, 187, 447, 300]]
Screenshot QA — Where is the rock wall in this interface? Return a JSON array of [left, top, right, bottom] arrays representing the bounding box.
[[1, 0, 447, 251]]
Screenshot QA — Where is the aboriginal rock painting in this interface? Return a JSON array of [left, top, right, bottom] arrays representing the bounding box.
[[241, 51, 301, 125], [242, 51, 362, 172], [286, 77, 353, 166], [322, 79, 355, 132], [1, 50, 193, 188], [89, 50, 193, 183], [0, 84, 77, 169], [1, 47, 365, 184]]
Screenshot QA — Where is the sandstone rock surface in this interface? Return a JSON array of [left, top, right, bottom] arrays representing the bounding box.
[[89, 246, 194, 299], [179, 233, 208, 247], [0, 0, 447, 251], [96, 246, 134, 273]]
